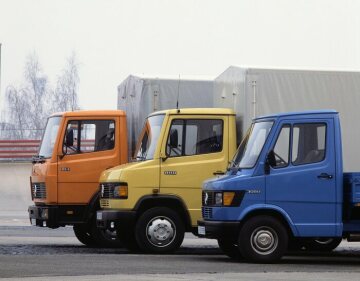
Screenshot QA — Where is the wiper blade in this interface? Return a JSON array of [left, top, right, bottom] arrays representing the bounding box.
[[135, 155, 146, 161]]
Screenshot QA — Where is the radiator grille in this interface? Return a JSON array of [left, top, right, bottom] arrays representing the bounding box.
[[31, 182, 46, 199]]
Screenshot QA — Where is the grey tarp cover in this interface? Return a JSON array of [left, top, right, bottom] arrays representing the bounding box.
[[117, 75, 214, 158], [214, 66, 360, 172]]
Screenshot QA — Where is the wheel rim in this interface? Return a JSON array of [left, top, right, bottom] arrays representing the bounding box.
[[146, 216, 176, 247], [250, 226, 278, 255]]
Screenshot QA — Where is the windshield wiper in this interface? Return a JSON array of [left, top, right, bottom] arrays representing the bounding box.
[[32, 155, 46, 164]]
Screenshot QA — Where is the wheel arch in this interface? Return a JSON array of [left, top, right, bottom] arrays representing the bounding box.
[[134, 195, 192, 231], [239, 204, 299, 237]]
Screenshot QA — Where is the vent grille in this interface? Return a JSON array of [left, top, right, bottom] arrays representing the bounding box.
[[31, 182, 46, 199], [202, 207, 213, 219], [100, 199, 110, 208]]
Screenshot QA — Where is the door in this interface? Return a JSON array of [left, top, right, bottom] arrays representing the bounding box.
[[266, 119, 337, 236], [57, 118, 120, 204], [160, 116, 229, 226]]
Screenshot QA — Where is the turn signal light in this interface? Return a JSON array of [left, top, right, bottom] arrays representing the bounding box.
[[223, 192, 235, 206]]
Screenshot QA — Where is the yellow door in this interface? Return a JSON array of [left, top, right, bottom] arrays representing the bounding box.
[[160, 115, 230, 226]]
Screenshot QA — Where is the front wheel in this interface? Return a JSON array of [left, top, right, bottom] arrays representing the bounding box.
[[135, 207, 185, 253], [238, 216, 288, 263]]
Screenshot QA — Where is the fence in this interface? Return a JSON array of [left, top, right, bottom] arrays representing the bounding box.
[[0, 140, 40, 162]]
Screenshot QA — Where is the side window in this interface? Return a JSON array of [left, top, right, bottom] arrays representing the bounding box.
[[292, 123, 326, 165], [166, 119, 223, 157], [270, 125, 290, 168], [166, 120, 184, 157], [63, 120, 115, 154]]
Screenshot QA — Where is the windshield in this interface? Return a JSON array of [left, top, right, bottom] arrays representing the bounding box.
[[232, 121, 273, 169], [134, 114, 165, 161], [38, 116, 61, 158]]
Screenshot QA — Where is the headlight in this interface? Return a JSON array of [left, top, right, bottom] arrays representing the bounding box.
[[215, 192, 223, 205], [100, 182, 128, 199], [202, 190, 244, 207]]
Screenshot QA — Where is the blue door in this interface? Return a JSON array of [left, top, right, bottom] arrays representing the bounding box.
[[266, 119, 337, 237]]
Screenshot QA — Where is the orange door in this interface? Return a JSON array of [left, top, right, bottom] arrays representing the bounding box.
[[57, 117, 121, 204]]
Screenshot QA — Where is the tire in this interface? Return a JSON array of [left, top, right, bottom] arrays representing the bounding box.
[[305, 238, 342, 252], [73, 224, 96, 246], [135, 207, 185, 254], [238, 216, 288, 263], [116, 223, 140, 252], [217, 238, 242, 260]]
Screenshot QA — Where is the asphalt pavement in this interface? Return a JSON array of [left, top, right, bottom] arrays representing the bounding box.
[[1, 223, 360, 280]]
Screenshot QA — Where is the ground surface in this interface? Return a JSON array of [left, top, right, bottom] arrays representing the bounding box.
[[1, 222, 360, 280]]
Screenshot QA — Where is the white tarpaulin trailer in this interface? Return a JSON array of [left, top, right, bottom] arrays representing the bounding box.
[[214, 66, 360, 172], [117, 75, 214, 158]]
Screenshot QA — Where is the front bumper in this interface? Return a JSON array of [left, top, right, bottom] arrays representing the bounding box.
[[197, 220, 241, 239], [28, 205, 59, 228], [96, 209, 136, 229]]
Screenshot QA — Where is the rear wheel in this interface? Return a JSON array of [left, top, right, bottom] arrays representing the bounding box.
[[305, 238, 342, 252], [238, 216, 288, 263], [217, 238, 242, 260], [135, 207, 185, 253]]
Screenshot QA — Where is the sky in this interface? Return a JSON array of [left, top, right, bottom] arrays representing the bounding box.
[[0, 0, 360, 110]]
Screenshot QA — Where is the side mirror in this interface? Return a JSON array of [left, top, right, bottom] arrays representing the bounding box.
[[169, 129, 178, 148], [65, 129, 74, 147]]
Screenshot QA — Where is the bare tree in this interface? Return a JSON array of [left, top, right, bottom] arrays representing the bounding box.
[[1, 51, 80, 140], [3, 52, 50, 139], [53, 52, 80, 112]]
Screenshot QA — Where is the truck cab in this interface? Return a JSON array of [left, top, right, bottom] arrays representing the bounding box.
[[199, 110, 351, 263], [96, 108, 237, 253], [28, 110, 127, 247]]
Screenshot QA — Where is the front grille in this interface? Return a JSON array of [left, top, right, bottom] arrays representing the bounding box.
[[202, 207, 213, 219], [100, 183, 115, 198], [31, 182, 46, 199], [202, 191, 215, 206]]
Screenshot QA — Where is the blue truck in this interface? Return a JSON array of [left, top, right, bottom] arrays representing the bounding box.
[[198, 110, 360, 263]]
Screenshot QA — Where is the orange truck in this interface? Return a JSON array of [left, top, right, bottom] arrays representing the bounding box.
[[28, 76, 214, 247], [29, 110, 128, 247]]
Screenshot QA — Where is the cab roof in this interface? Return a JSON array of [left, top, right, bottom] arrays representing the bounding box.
[[149, 108, 236, 116], [255, 109, 338, 121], [50, 110, 126, 118]]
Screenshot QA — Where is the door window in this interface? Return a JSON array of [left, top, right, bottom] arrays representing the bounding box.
[[63, 120, 115, 154], [166, 119, 223, 157], [271, 125, 290, 168], [292, 123, 326, 165]]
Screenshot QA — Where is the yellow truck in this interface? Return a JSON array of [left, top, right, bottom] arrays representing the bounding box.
[[96, 108, 237, 253]]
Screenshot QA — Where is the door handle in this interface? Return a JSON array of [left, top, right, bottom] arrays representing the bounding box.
[[317, 173, 333, 179], [213, 171, 225, 176]]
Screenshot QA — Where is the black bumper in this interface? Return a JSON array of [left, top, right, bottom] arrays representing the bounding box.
[[28, 205, 89, 228], [28, 205, 59, 228], [96, 210, 136, 229], [197, 220, 241, 239]]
